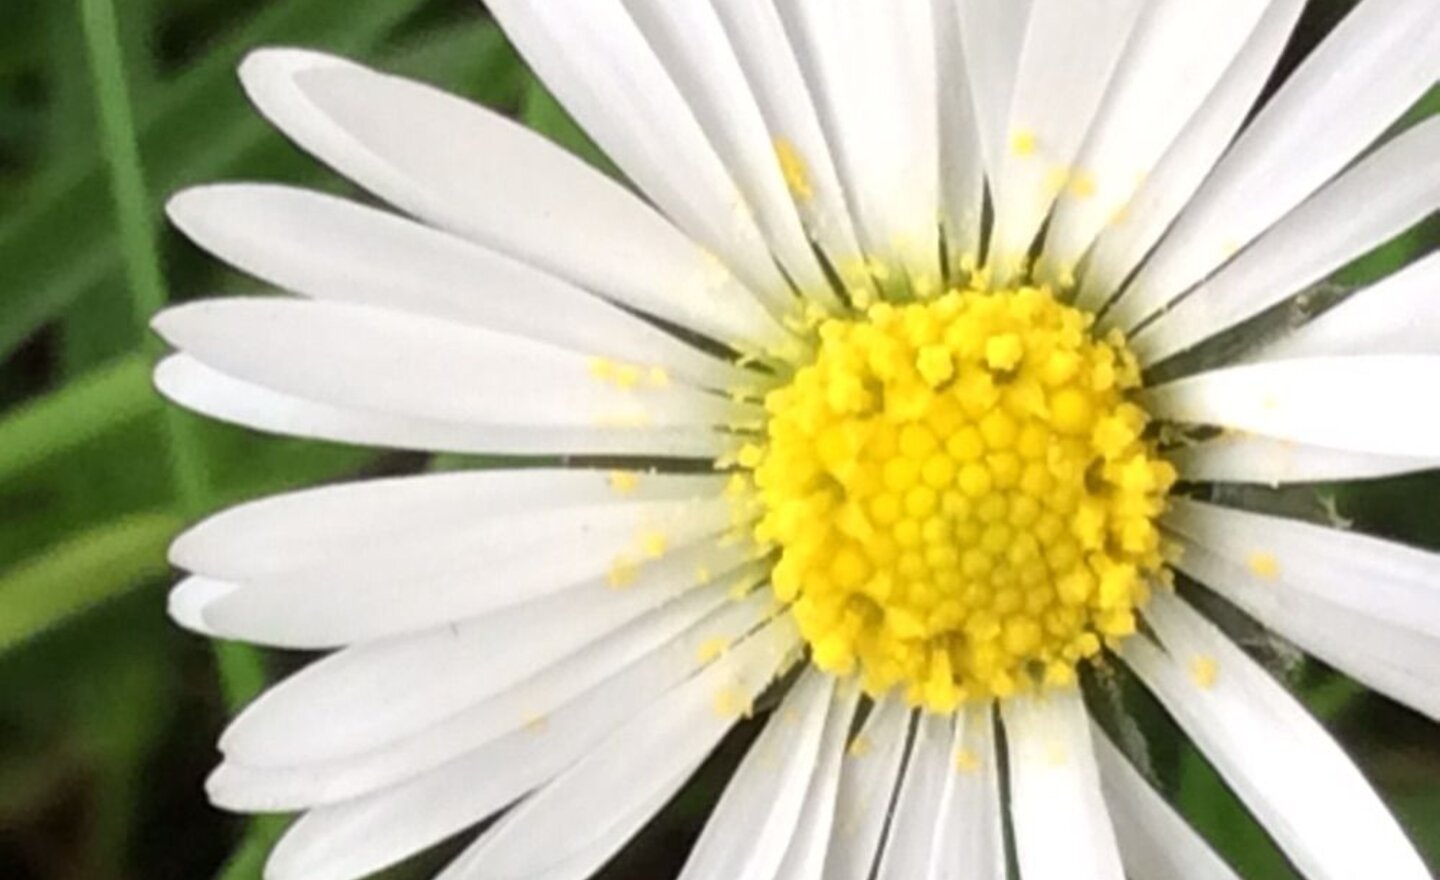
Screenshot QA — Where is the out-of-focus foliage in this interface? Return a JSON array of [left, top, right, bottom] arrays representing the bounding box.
[[0, 0, 1433, 878]]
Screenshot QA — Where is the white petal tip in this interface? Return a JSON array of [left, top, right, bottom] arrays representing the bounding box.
[[168, 576, 240, 634]]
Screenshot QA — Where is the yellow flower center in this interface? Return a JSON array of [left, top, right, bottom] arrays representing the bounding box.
[[740, 284, 1176, 712]]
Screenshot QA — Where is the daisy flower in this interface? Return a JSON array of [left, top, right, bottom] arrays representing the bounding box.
[[156, 1, 1440, 878]]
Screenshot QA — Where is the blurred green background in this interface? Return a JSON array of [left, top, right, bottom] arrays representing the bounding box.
[[0, 0, 1435, 878]]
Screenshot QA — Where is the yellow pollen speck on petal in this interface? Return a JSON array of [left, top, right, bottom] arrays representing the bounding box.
[[609, 470, 640, 495], [954, 747, 980, 773], [847, 735, 873, 758], [1190, 655, 1219, 689], [774, 138, 814, 201], [697, 637, 730, 663], [713, 685, 754, 718], [740, 282, 1173, 713], [607, 557, 639, 589], [1069, 171, 1097, 199], [1248, 551, 1280, 580], [1011, 129, 1038, 156], [640, 530, 668, 559], [648, 366, 671, 388], [522, 713, 549, 733]]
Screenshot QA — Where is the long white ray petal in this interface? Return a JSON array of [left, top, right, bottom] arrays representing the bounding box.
[[1165, 497, 1440, 635], [265, 613, 796, 880], [952, 0, 1033, 190], [709, 0, 868, 288], [1124, 593, 1430, 880], [155, 355, 728, 459], [215, 555, 757, 767], [236, 48, 787, 348], [1170, 433, 1440, 486], [937, 705, 1006, 879], [1002, 690, 1125, 880], [1075, 0, 1305, 311], [778, 0, 943, 286], [209, 588, 770, 811], [874, 713, 952, 880], [483, 0, 795, 309], [171, 469, 724, 581], [1257, 251, 1440, 361], [1170, 538, 1440, 721], [154, 299, 751, 431], [1144, 355, 1440, 457], [1041, 0, 1271, 276], [167, 185, 742, 388], [1107, 0, 1440, 328], [621, 0, 836, 306], [432, 618, 799, 880], [1090, 726, 1241, 880], [931, 0, 986, 261], [677, 670, 836, 880], [1133, 117, 1440, 362], [987, 0, 1146, 283], [822, 697, 912, 880], [198, 499, 735, 648], [769, 685, 861, 880]]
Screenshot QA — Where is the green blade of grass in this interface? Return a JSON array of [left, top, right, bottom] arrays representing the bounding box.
[[0, 512, 182, 655], [0, 0, 434, 361]]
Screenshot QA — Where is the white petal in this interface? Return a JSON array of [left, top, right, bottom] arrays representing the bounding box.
[[1041, 0, 1271, 276], [1075, 0, 1306, 310], [166, 576, 238, 635], [153, 299, 752, 431], [1107, 0, 1440, 327], [1257, 251, 1440, 361], [210, 587, 770, 811], [1167, 527, 1440, 721], [1144, 355, 1440, 457], [678, 670, 836, 880], [237, 48, 786, 348], [874, 705, 1004, 880], [931, 0, 986, 260], [211, 585, 772, 814], [1133, 117, 1440, 362], [621, 0, 837, 306], [436, 616, 800, 880], [172, 469, 725, 581], [1002, 690, 1125, 880], [987, 0, 1146, 282], [770, 685, 861, 880], [936, 706, 1006, 880], [155, 355, 726, 459], [1170, 433, 1440, 486], [483, 0, 795, 310], [266, 610, 796, 880], [166, 185, 742, 389], [217, 556, 758, 768], [708, 0, 868, 289], [952, 0, 1032, 191], [1123, 593, 1430, 880], [778, 0, 943, 285], [874, 713, 952, 880], [822, 697, 912, 880], [1090, 725, 1240, 880], [1165, 497, 1440, 636], [200, 499, 735, 648]]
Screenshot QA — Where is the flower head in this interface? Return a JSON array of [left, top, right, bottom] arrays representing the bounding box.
[[157, 1, 1440, 879]]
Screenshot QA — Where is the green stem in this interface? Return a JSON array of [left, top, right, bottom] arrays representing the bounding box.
[[79, 2, 273, 874]]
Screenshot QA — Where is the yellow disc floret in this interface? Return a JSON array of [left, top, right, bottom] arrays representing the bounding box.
[[743, 285, 1175, 712]]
